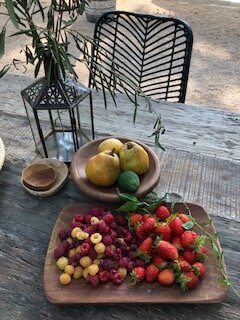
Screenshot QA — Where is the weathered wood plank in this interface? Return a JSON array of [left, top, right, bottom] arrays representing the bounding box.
[[0, 161, 240, 320], [1, 74, 240, 161]]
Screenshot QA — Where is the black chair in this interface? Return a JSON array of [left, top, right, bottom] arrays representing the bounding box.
[[89, 11, 193, 103]]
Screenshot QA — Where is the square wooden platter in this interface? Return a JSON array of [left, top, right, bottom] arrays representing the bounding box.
[[43, 202, 228, 304]]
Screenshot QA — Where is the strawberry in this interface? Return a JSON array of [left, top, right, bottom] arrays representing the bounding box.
[[135, 223, 145, 240], [142, 217, 156, 233], [129, 213, 143, 225], [180, 231, 198, 249], [143, 214, 151, 222], [171, 236, 184, 251], [192, 262, 206, 277], [196, 245, 208, 261], [155, 223, 172, 242], [137, 237, 153, 262], [152, 254, 167, 270], [158, 268, 175, 286], [145, 264, 159, 283], [155, 239, 179, 260], [155, 205, 170, 221], [178, 256, 192, 272], [182, 250, 197, 264], [178, 213, 190, 223], [138, 237, 153, 255], [169, 216, 184, 235], [130, 267, 145, 284], [179, 271, 199, 290]]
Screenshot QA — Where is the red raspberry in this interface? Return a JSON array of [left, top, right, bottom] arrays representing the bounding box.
[[134, 259, 147, 268], [103, 213, 114, 225], [54, 246, 65, 259], [84, 224, 97, 235], [109, 229, 117, 241], [74, 213, 84, 222], [124, 232, 133, 244], [88, 248, 98, 261], [104, 246, 114, 257], [81, 242, 91, 255], [110, 221, 117, 230], [112, 272, 124, 285], [84, 214, 93, 224], [118, 257, 129, 268], [70, 221, 82, 229], [58, 229, 71, 241], [98, 221, 109, 234], [87, 275, 99, 287], [126, 260, 134, 272], [102, 235, 113, 246], [98, 270, 110, 282], [115, 215, 126, 226]]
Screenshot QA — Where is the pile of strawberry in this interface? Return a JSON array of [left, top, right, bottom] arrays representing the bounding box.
[[129, 205, 207, 290]]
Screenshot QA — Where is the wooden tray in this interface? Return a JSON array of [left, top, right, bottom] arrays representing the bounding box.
[[70, 136, 161, 203], [43, 203, 228, 304]]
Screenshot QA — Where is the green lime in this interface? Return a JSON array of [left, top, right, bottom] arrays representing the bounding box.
[[117, 170, 140, 193]]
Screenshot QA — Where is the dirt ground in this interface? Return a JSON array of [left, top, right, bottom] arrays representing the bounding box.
[[1, 0, 240, 112]]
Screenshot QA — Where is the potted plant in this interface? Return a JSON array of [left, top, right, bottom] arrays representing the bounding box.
[[0, 1, 165, 155]]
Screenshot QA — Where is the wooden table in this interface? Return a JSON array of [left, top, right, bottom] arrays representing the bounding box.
[[0, 75, 240, 319]]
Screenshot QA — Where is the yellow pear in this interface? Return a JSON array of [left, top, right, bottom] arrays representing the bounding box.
[[85, 150, 120, 187], [119, 141, 149, 175], [97, 138, 123, 155]]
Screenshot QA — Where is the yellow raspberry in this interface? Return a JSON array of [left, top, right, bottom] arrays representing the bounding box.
[[83, 267, 89, 278], [56, 257, 68, 270], [94, 242, 106, 254], [64, 265, 75, 275], [118, 267, 127, 278], [90, 233, 102, 244], [73, 266, 83, 279], [68, 248, 76, 257], [93, 258, 101, 265], [79, 256, 92, 268], [76, 231, 89, 240], [88, 264, 99, 276], [75, 245, 82, 253], [59, 273, 71, 285], [91, 216, 100, 225], [71, 227, 82, 238], [67, 237, 73, 245]]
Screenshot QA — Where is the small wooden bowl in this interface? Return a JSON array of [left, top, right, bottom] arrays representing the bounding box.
[[22, 163, 57, 191]]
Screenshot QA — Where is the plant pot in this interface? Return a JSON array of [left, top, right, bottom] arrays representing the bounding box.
[[85, 0, 116, 23]]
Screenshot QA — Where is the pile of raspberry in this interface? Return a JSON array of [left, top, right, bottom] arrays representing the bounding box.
[[54, 207, 145, 287]]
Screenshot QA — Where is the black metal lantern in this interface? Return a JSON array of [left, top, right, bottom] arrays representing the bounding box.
[[21, 77, 95, 163]]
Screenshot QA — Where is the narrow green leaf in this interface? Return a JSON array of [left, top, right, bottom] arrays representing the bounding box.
[[183, 221, 195, 230], [0, 27, 6, 58], [0, 65, 10, 78], [5, 0, 19, 29], [118, 192, 139, 202]]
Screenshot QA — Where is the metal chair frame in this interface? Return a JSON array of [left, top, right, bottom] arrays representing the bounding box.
[[89, 11, 193, 104]]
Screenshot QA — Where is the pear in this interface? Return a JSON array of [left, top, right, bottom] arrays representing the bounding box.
[[97, 138, 123, 155], [119, 141, 149, 175], [85, 150, 120, 187]]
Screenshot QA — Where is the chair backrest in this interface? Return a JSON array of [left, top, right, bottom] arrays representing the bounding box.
[[89, 11, 193, 103]]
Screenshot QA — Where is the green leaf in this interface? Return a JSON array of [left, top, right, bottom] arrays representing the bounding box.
[[5, 0, 19, 29], [0, 65, 10, 78], [118, 192, 139, 202], [211, 242, 221, 259], [0, 27, 6, 58], [116, 201, 139, 213], [183, 221, 195, 230]]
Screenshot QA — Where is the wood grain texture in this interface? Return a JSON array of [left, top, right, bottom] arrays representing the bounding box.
[[0, 161, 240, 320], [1, 75, 240, 162], [70, 136, 161, 203], [44, 202, 227, 304]]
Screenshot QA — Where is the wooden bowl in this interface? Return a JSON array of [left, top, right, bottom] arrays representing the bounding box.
[[22, 163, 57, 191], [70, 136, 161, 203]]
